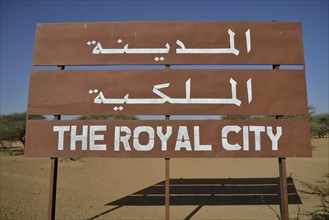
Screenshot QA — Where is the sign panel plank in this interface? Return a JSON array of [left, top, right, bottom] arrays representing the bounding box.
[[33, 22, 304, 65], [25, 119, 312, 158], [27, 69, 308, 115]]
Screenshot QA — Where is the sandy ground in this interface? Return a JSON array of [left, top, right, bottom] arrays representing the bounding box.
[[0, 138, 328, 220]]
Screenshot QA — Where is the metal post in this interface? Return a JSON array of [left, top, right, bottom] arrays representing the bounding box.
[[164, 64, 171, 220], [279, 157, 289, 220], [48, 114, 60, 220], [48, 65, 64, 220], [165, 157, 170, 220], [48, 156, 58, 220], [273, 64, 289, 220]]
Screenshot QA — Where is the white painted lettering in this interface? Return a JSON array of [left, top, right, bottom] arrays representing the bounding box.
[[89, 125, 107, 151], [175, 126, 192, 151], [53, 126, 70, 150], [70, 125, 88, 150], [114, 126, 131, 151], [267, 126, 282, 151], [194, 126, 212, 151], [222, 125, 241, 150], [133, 126, 154, 151], [243, 126, 249, 151], [249, 126, 265, 151], [157, 126, 172, 151]]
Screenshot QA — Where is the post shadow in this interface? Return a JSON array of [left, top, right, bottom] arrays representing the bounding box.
[[87, 177, 301, 220]]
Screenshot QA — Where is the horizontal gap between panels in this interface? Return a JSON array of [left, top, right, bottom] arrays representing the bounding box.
[[31, 64, 305, 71], [27, 115, 309, 120]]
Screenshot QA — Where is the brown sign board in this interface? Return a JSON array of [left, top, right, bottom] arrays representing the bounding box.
[[33, 22, 304, 65], [27, 69, 308, 116], [25, 119, 311, 158]]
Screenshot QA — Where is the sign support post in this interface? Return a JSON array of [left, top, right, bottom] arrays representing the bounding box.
[[273, 64, 289, 220], [48, 115, 60, 220], [165, 64, 171, 220], [279, 157, 289, 219], [48, 65, 64, 220], [165, 157, 170, 220], [48, 156, 58, 220]]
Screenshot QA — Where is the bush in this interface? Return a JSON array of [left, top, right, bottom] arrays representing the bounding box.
[[0, 112, 45, 147], [310, 113, 329, 138], [76, 115, 137, 120], [300, 173, 329, 220]]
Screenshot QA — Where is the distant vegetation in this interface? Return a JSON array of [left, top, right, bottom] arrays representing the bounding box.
[[221, 105, 328, 138], [300, 173, 329, 220], [0, 107, 327, 148], [309, 113, 329, 138], [0, 112, 45, 148], [0, 113, 136, 148], [76, 115, 137, 120]]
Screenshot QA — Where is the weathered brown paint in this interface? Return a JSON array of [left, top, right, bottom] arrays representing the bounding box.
[[25, 119, 311, 158], [27, 69, 308, 115], [33, 22, 304, 65]]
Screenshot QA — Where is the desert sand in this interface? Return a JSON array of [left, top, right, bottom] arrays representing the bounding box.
[[0, 138, 328, 220]]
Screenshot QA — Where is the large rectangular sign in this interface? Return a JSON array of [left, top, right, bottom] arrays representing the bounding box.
[[33, 22, 304, 65], [27, 69, 308, 115], [25, 119, 311, 158]]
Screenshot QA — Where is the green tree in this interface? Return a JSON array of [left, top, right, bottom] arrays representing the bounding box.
[[111, 115, 138, 120], [310, 113, 329, 138], [308, 105, 329, 138], [308, 104, 317, 116], [76, 115, 137, 120], [76, 115, 112, 120], [221, 115, 250, 120], [0, 112, 45, 147]]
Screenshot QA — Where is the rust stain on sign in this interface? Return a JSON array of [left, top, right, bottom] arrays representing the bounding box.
[[25, 119, 311, 158], [32, 22, 304, 65]]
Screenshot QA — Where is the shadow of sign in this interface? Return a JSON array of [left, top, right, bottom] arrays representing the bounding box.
[[88, 177, 301, 220]]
